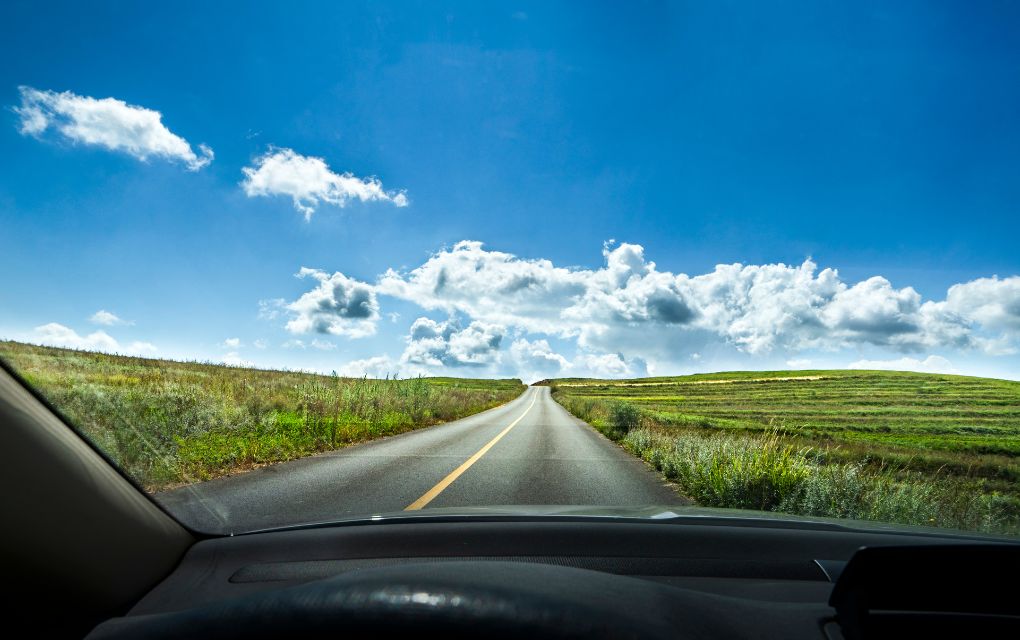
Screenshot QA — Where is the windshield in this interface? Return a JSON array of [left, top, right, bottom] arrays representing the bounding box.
[[1, 1, 1017, 537]]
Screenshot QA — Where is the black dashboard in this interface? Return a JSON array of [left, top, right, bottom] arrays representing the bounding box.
[[86, 516, 1020, 639]]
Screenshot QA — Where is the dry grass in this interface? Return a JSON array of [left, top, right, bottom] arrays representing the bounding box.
[[1, 341, 524, 489]]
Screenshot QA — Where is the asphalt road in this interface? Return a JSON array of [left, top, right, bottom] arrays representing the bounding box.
[[158, 386, 683, 532]]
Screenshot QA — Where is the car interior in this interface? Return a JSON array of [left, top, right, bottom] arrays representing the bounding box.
[[4, 361, 1018, 639]]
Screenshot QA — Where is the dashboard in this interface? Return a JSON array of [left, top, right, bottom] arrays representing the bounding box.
[[86, 516, 1020, 639]]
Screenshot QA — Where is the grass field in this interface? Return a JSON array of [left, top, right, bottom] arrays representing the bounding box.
[[0, 341, 524, 490], [547, 370, 1020, 534]]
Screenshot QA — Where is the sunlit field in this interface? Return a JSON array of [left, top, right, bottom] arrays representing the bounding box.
[[547, 370, 1020, 534], [1, 341, 524, 490]]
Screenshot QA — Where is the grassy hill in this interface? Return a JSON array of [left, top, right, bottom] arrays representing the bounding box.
[[0, 341, 524, 490], [548, 370, 1020, 534]]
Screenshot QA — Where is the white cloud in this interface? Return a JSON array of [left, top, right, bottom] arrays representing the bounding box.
[[284, 268, 379, 338], [222, 337, 241, 348], [786, 358, 813, 368], [505, 338, 649, 381], [258, 298, 286, 320], [281, 339, 307, 349], [337, 355, 396, 378], [277, 240, 1019, 378], [127, 341, 158, 355], [682, 259, 839, 354], [31, 323, 156, 356], [847, 355, 958, 375], [821, 277, 941, 349], [508, 338, 570, 382], [401, 317, 504, 368], [33, 323, 119, 351], [253, 339, 268, 349], [562, 352, 647, 379], [311, 338, 337, 351], [241, 147, 408, 220], [944, 276, 1020, 335], [374, 241, 1018, 358], [15, 86, 212, 170], [376, 240, 589, 335], [90, 309, 129, 326]]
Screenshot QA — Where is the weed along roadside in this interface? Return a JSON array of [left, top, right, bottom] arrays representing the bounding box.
[[5, 336, 1018, 536], [0, 341, 525, 490], [545, 371, 1020, 535]]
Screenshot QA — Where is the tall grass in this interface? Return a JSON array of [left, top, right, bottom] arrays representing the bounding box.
[[0, 341, 524, 489], [556, 392, 1019, 535]]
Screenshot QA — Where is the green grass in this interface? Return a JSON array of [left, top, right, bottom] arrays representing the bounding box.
[[0, 341, 524, 490], [547, 370, 1020, 535]]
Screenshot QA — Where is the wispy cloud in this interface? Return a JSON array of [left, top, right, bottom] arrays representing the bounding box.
[[310, 338, 337, 351], [32, 322, 156, 356], [15, 86, 213, 170], [241, 147, 408, 220], [90, 309, 130, 326], [258, 298, 286, 320]]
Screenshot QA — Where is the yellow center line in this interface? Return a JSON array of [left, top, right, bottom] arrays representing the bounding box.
[[404, 390, 539, 511]]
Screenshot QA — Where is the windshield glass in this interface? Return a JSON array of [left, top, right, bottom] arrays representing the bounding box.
[[1, 1, 1018, 537]]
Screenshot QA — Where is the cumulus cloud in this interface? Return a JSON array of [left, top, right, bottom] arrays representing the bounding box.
[[376, 240, 587, 335], [241, 148, 408, 220], [31, 323, 156, 355], [944, 276, 1020, 335], [33, 323, 118, 351], [15, 86, 213, 170], [284, 268, 379, 338], [847, 355, 958, 375], [508, 338, 570, 381], [401, 317, 504, 368], [89, 309, 129, 326], [375, 241, 1014, 357], [278, 240, 1019, 378], [505, 338, 646, 381], [222, 337, 241, 348], [337, 355, 396, 378]]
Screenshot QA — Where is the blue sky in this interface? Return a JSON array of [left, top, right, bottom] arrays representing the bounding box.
[[1, 1, 1018, 381]]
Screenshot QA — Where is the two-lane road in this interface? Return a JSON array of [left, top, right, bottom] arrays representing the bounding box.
[[158, 386, 683, 532]]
